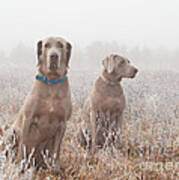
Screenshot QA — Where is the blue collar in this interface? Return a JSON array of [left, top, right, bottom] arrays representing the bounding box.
[[36, 75, 67, 84]]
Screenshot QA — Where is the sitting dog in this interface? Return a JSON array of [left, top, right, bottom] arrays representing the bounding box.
[[12, 36, 72, 174], [78, 54, 138, 152]]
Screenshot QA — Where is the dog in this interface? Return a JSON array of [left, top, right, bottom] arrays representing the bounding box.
[[12, 36, 72, 175], [78, 54, 138, 152]]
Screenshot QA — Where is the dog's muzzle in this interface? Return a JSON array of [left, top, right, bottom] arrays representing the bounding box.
[[50, 53, 58, 70], [130, 68, 138, 78]]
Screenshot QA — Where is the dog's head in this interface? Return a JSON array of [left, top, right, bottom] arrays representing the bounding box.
[[102, 54, 138, 80], [37, 37, 72, 78]]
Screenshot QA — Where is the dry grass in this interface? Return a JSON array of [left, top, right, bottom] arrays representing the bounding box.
[[0, 69, 178, 180]]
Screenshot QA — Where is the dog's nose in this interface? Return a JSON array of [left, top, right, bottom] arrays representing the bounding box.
[[134, 68, 138, 74], [50, 53, 58, 61]]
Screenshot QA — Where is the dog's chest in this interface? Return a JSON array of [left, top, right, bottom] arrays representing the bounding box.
[[26, 96, 70, 140], [94, 86, 126, 113], [36, 95, 69, 123], [46, 98, 62, 113], [102, 96, 125, 113], [45, 96, 66, 113]]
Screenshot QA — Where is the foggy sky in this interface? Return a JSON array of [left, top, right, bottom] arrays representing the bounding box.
[[0, 0, 179, 53]]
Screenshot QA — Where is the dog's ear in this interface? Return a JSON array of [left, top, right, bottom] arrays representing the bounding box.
[[66, 42, 72, 67], [37, 40, 42, 66], [102, 55, 116, 73]]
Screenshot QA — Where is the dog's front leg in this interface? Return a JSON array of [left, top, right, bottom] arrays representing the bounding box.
[[114, 114, 123, 148], [17, 113, 32, 161], [53, 120, 66, 176], [90, 109, 96, 154]]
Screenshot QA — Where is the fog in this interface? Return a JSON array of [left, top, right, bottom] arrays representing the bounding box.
[[0, 41, 178, 74], [0, 0, 179, 72], [0, 1, 179, 178]]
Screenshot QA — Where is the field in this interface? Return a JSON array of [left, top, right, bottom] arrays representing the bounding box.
[[0, 67, 178, 180]]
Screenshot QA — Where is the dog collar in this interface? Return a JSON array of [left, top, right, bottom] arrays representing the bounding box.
[[36, 75, 67, 84], [100, 75, 120, 85]]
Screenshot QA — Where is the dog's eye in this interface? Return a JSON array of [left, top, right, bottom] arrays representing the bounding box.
[[57, 41, 63, 48], [44, 43, 51, 49], [113, 55, 118, 59], [120, 60, 125, 65]]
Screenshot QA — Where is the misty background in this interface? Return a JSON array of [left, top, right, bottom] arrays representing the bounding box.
[[0, 0, 179, 73], [0, 1, 179, 179]]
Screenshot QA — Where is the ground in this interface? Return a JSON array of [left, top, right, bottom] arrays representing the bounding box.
[[0, 70, 178, 180]]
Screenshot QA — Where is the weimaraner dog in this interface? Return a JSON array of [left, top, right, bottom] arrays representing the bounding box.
[[12, 36, 72, 175], [78, 54, 138, 153]]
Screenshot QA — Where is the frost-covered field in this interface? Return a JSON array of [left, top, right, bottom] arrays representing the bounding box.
[[0, 67, 179, 179]]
